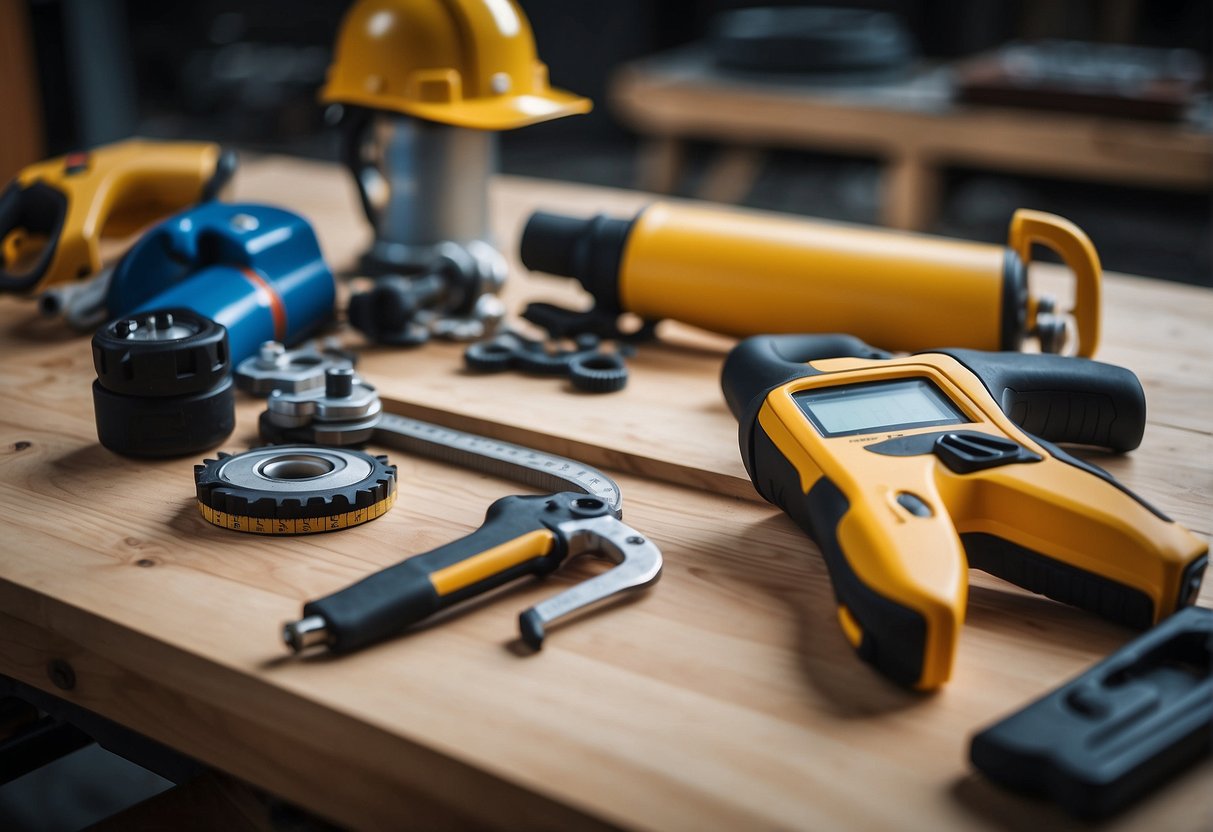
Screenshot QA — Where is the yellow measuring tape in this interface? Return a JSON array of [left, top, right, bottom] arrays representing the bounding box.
[[194, 445, 397, 536], [198, 488, 396, 535]]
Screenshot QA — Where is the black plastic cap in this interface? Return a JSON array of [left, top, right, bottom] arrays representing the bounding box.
[[519, 211, 635, 311], [519, 608, 545, 651], [93, 308, 229, 397]]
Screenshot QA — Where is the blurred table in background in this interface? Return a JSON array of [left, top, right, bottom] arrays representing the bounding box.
[[610, 52, 1213, 231]]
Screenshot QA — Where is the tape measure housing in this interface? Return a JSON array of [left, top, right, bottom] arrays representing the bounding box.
[[194, 446, 396, 535]]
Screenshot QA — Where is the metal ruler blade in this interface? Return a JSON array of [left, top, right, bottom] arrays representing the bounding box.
[[374, 412, 623, 517]]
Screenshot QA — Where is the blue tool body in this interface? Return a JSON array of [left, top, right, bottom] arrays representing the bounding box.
[[107, 203, 335, 362]]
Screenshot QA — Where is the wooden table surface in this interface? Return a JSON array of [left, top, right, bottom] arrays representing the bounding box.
[[0, 156, 1210, 830]]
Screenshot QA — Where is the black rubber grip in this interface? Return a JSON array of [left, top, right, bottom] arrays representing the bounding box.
[[962, 533, 1155, 629], [722, 334, 890, 420], [0, 181, 69, 293], [935, 350, 1146, 451], [304, 494, 584, 653], [970, 606, 1213, 819], [750, 423, 928, 687]]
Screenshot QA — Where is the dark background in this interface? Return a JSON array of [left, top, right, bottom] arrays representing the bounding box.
[[19, 0, 1213, 286]]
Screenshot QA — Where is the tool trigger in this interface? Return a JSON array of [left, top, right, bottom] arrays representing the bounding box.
[[519, 515, 663, 649]]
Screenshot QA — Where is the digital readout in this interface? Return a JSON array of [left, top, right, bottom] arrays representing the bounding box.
[[794, 379, 968, 437]]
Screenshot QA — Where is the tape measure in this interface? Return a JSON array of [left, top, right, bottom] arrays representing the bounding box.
[[194, 445, 396, 535]]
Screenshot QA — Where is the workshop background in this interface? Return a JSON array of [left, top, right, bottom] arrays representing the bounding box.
[[2, 0, 1211, 287], [0, 0, 1210, 828]]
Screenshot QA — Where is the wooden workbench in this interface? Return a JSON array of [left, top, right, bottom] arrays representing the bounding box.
[[610, 52, 1213, 231], [0, 157, 1210, 830]]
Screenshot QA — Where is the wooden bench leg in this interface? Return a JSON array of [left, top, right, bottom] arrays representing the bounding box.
[[883, 153, 940, 231], [696, 146, 765, 204], [637, 136, 685, 195]]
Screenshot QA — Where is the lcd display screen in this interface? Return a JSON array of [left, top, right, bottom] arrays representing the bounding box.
[[794, 379, 968, 437]]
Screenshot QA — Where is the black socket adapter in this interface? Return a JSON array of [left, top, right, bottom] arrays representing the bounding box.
[[92, 308, 235, 457]]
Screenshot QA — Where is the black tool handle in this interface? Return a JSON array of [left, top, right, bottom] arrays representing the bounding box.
[[721, 334, 891, 420], [0, 181, 69, 294], [304, 494, 568, 653], [971, 605, 1213, 819], [936, 350, 1146, 451]]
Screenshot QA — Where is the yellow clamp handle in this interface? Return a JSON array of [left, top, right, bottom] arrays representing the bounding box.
[[1009, 209, 1102, 358]]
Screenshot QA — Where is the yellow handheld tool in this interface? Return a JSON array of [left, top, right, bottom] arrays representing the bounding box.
[[722, 334, 1207, 689], [521, 202, 1102, 357], [0, 139, 236, 295]]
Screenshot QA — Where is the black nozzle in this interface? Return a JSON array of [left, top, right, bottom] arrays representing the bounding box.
[[519, 211, 636, 312]]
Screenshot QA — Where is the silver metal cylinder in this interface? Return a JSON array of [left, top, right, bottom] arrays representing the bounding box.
[[362, 115, 497, 272]]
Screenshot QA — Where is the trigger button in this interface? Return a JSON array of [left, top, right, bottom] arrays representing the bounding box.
[[896, 492, 933, 518], [933, 431, 1041, 474]]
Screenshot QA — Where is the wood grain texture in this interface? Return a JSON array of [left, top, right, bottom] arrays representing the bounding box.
[[229, 158, 1213, 536], [0, 158, 1208, 830]]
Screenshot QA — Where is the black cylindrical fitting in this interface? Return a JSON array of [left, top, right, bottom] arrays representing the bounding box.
[[519, 211, 636, 312], [92, 307, 235, 457]]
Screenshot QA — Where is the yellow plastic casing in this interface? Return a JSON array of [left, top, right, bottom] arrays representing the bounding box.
[[7, 139, 225, 293], [618, 202, 1103, 357], [321, 0, 591, 130], [758, 353, 1206, 689]]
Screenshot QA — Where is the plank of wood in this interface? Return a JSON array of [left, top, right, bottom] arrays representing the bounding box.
[[0, 408, 1208, 831], [0, 160, 1209, 830], [231, 158, 1213, 535]]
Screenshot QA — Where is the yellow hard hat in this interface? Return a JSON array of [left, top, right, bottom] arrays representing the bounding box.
[[321, 0, 592, 130]]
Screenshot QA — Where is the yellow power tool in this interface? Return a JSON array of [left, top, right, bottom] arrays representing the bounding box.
[[0, 139, 236, 295], [521, 203, 1102, 357], [722, 334, 1207, 690]]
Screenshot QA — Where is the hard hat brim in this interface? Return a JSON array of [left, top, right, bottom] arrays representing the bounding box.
[[323, 86, 592, 131]]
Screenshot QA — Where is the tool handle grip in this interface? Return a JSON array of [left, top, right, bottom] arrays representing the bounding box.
[[722, 334, 892, 420], [304, 494, 563, 653], [1009, 208, 1102, 358], [749, 424, 949, 688], [936, 350, 1145, 451], [0, 181, 68, 294]]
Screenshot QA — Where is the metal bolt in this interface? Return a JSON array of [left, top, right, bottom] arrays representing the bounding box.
[[48, 659, 76, 691], [627, 536, 646, 545], [325, 367, 355, 399], [115, 318, 139, 338], [153, 311, 174, 330], [259, 341, 286, 366]]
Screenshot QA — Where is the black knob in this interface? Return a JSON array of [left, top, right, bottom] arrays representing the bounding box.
[[92, 307, 229, 397], [92, 307, 234, 458]]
